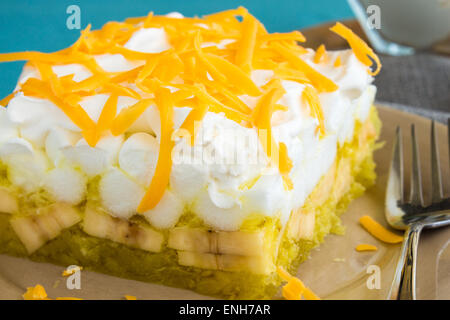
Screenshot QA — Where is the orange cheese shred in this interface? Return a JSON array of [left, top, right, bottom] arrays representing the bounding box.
[[204, 53, 261, 96], [20, 78, 97, 144], [0, 92, 16, 107], [137, 88, 174, 213], [252, 83, 293, 190], [62, 265, 83, 277], [334, 55, 342, 67], [330, 22, 381, 76], [313, 44, 327, 64], [178, 83, 251, 124], [179, 100, 208, 146], [235, 13, 258, 73], [111, 98, 154, 136], [277, 267, 320, 300], [22, 284, 82, 300], [359, 215, 403, 244], [302, 86, 326, 136], [0, 51, 74, 64], [272, 43, 338, 92], [355, 244, 378, 252], [279, 142, 293, 190], [193, 32, 228, 84], [22, 284, 49, 300], [96, 94, 118, 138]]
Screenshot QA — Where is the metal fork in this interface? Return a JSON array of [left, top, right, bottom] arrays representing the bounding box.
[[385, 119, 450, 300]]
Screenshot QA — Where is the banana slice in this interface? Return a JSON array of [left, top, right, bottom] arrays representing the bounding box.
[[10, 203, 81, 254], [177, 251, 274, 274], [168, 227, 267, 256], [0, 187, 18, 214], [83, 206, 163, 253]]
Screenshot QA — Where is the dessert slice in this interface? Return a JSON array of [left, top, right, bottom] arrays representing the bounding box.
[[0, 7, 381, 299]]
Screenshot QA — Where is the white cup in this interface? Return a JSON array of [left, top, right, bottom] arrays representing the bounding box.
[[349, 0, 450, 54]]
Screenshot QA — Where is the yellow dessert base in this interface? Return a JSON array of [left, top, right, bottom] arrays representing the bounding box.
[[0, 107, 381, 299]]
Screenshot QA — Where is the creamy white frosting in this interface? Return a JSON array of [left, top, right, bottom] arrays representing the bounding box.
[[0, 25, 376, 231]]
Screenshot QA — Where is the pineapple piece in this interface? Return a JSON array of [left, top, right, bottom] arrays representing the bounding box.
[[168, 227, 266, 256], [287, 208, 316, 241], [83, 206, 164, 253], [307, 161, 336, 208], [297, 211, 315, 240], [332, 157, 352, 201], [0, 187, 18, 214]]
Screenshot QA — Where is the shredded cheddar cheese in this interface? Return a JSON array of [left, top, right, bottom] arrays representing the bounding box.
[[62, 265, 83, 277], [23, 284, 83, 300], [302, 86, 326, 136], [333, 56, 342, 67], [330, 22, 381, 75], [235, 13, 258, 73], [0, 8, 380, 210], [355, 244, 378, 252], [277, 267, 320, 300], [137, 88, 175, 213], [359, 215, 403, 244], [22, 284, 49, 300], [124, 295, 137, 300], [313, 44, 327, 64]]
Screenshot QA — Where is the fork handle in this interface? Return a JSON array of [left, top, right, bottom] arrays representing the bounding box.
[[388, 224, 423, 300]]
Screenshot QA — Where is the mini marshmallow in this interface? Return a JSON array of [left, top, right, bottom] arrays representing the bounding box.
[[0, 107, 18, 145], [170, 162, 208, 202], [63, 134, 124, 177], [99, 168, 145, 219], [45, 127, 81, 166], [0, 138, 50, 193], [143, 189, 184, 229], [193, 191, 244, 232], [44, 166, 87, 205], [119, 132, 159, 186]]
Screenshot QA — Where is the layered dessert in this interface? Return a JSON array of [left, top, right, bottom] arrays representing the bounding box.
[[0, 7, 381, 299]]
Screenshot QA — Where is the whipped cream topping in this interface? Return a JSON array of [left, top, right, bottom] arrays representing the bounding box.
[[0, 23, 376, 231]]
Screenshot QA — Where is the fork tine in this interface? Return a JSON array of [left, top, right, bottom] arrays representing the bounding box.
[[430, 121, 443, 202], [409, 124, 424, 206], [387, 126, 404, 204]]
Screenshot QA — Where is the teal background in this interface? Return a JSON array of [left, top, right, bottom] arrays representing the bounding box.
[[0, 0, 354, 99]]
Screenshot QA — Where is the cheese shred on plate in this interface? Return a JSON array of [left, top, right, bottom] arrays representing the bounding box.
[[277, 267, 320, 300], [0, 7, 381, 211], [22, 284, 83, 300], [355, 244, 378, 252], [359, 215, 403, 244]]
